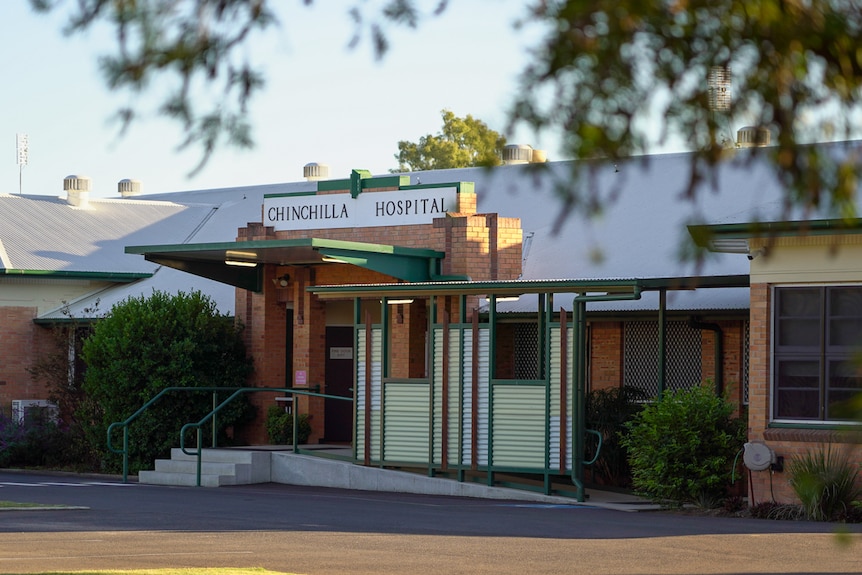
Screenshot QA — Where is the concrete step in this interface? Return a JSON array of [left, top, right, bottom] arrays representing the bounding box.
[[138, 469, 228, 487], [138, 448, 272, 487]]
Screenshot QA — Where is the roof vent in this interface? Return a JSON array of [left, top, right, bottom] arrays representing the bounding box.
[[737, 126, 771, 148], [64, 175, 92, 208], [303, 162, 330, 181], [530, 149, 548, 163], [502, 144, 534, 165], [118, 178, 142, 198]]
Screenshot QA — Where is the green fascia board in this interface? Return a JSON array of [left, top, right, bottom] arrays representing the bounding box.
[[127, 238, 443, 260], [33, 316, 101, 326], [316, 174, 411, 193], [263, 179, 473, 198], [400, 181, 475, 195], [0, 269, 151, 282], [261, 191, 318, 199], [126, 238, 445, 288], [317, 247, 437, 283], [688, 218, 862, 247]]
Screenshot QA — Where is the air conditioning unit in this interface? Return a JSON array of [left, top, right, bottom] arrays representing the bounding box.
[[11, 399, 58, 425]]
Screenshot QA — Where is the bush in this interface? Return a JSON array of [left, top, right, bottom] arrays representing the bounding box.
[[82, 290, 255, 473], [265, 405, 312, 445], [620, 381, 745, 508], [585, 386, 645, 487], [0, 410, 90, 469], [787, 444, 862, 521]]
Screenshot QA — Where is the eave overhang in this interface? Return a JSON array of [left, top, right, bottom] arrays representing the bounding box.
[[688, 218, 862, 253], [125, 238, 449, 292], [0, 269, 151, 282], [308, 275, 749, 300]]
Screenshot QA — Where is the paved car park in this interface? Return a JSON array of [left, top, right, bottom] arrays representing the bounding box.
[[1, 471, 860, 574]]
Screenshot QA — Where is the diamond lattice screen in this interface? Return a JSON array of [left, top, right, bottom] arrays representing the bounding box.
[[623, 321, 703, 397], [514, 323, 539, 379]]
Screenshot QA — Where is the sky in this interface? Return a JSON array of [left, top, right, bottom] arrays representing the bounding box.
[[1, 2, 564, 199]]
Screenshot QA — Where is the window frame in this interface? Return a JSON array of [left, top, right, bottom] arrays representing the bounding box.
[[771, 284, 862, 424]]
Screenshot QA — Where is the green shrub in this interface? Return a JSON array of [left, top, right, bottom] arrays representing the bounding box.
[[265, 405, 312, 445], [585, 386, 645, 487], [0, 410, 93, 469], [620, 381, 745, 507], [82, 290, 254, 473], [787, 444, 861, 521]]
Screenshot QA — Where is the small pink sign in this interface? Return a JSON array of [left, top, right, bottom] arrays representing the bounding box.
[[295, 370, 307, 386]]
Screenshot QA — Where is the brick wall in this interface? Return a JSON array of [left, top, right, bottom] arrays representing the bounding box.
[[0, 307, 55, 415], [232, 184, 524, 444], [588, 322, 623, 391], [747, 282, 862, 504]]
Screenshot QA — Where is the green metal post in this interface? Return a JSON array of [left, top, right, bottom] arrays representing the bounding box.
[[572, 297, 587, 502], [658, 288, 667, 401], [122, 426, 129, 484], [196, 428, 202, 487], [211, 391, 218, 448]]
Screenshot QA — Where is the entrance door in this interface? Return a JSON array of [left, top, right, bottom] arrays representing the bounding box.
[[324, 326, 354, 443]]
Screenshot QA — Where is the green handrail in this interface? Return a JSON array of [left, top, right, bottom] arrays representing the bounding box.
[[176, 387, 352, 487], [107, 386, 238, 483], [584, 428, 603, 466], [109, 385, 353, 485]]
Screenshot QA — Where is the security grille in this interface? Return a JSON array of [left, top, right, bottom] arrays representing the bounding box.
[[623, 321, 702, 397], [514, 322, 539, 379]]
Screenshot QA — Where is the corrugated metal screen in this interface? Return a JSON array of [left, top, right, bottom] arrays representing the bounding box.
[[549, 326, 573, 470], [461, 328, 490, 466], [355, 327, 382, 461], [491, 385, 546, 468], [383, 382, 430, 463]]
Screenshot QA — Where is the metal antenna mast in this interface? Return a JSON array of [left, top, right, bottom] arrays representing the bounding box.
[[16, 133, 29, 195]]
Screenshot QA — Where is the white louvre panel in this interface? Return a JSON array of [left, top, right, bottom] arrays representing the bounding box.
[[432, 328, 462, 465], [461, 328, 490, 466], [548, 327, 574, 470], [383, 382, 430, 463], [491, 386, 546, 468], [355, 328, 382, 461]]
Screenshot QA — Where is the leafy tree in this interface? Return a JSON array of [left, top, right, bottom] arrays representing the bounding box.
[[394, 109, 507, 171], [81, 290, 254, 473], [31, 1, 862, 220], [510, 1, 862, 226], [620, 382, 745, 508]]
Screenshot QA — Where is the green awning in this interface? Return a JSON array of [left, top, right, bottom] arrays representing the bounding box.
[[125, 238, 449, 292]]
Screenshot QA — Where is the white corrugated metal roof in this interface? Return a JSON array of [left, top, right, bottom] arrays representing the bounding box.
[[26, 142, 862, 319], [0, 194, 215, 275]]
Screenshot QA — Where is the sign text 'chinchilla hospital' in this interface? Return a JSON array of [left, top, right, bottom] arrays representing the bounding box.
[[264, 187, 458, 232]]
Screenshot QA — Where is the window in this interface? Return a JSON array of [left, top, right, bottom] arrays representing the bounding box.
[[773, 286, 862, 421]]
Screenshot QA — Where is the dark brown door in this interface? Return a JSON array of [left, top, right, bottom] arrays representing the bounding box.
[[324, 326, 354, 443]]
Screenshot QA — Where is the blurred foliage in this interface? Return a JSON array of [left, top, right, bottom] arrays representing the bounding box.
[[393, 109, 506, 171], [30, 1, 862, 224], [81, 290, 254, 474]]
